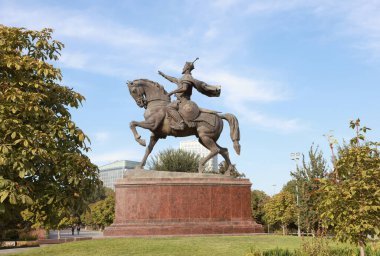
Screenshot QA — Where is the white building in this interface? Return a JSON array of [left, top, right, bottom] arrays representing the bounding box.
[[99, 160, 140, 190], [179, 140, 218, 172]]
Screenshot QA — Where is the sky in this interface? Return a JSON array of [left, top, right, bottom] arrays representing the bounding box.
[[1, 0, 380, 195]]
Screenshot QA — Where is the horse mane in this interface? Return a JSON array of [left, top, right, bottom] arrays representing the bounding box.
[[134, 78, 168, 94]]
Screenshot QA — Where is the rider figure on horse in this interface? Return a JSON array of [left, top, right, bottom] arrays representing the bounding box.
[[158, 58, 221, 130]]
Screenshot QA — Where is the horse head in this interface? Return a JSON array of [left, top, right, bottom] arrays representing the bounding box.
[[128, 79, 170, 109], [127, 80, 147, 108]]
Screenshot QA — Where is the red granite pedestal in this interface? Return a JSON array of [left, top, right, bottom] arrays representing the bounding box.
[[104, 170, 263, 236]]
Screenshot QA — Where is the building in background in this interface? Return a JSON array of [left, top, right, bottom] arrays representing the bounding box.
[[99, 160, 140, 190], [179, 140, 218, 172]]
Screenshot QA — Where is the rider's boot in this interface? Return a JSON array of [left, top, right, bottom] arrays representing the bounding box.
[[167, 108, 185, 130]]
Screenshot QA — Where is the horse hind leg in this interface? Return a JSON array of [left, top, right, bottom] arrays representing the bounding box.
[[216, 143, 234, 176], [198, 136, 220, 174]]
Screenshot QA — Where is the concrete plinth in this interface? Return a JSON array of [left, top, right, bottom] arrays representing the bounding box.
[[104, 170, 263, 236]]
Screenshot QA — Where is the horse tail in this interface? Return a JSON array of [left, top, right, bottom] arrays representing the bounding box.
[[220, 113, 241, 155]]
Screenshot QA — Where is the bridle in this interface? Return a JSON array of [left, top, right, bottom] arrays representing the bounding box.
[[129, 79, 170, 108], [128, 81, 147, 108]]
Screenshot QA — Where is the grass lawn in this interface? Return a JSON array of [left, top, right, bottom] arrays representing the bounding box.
[[4, 235, 306, 256]]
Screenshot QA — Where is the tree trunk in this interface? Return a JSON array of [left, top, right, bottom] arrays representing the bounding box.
[[359, 241, 365, 256], [282, 225, 286, 236], [57, 230, 61, 240]]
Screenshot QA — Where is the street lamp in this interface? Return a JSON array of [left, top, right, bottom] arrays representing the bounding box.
[[290, 152, 301, 237]]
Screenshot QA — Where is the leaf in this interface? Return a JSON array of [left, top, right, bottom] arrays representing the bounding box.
[[19, 170, 26, 178], [9, 193, 17, 204], [47, 196, 54, 205], [0, 191, 10, 203], [11, 132, 17, 139]]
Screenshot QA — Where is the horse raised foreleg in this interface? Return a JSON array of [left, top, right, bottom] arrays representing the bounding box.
[[137, 134, 159, 169], [129, 120, 156, 147]]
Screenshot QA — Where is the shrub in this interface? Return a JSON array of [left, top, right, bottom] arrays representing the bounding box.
[[297, 237, 330, 256]]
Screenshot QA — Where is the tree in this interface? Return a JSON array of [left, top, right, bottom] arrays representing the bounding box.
[[251, 190, 270, 225], [218, 160, 245, 177], [263, 191, 297, 235], [148, 148, 201, 172], [82, 189, 115, 231], [290, 144, 328, 235], [319, 119, 380, 256], [0, 25, 101, 233]]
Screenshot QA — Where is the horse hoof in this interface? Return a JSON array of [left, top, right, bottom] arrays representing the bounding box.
[[138, 139, 146, 147], [224, 166, 233, 176]]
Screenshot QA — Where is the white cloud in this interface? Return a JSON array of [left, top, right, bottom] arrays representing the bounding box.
[[197, 69, 300, 132], [0, 3, 159, 48], [93, 132, 110, 143], [59, 51, 89, 69], [205, 71, 289, 103], [233, 103, 304, 133]]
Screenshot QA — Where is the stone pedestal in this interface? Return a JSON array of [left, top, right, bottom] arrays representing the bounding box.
[[104, 170, 263, 236]]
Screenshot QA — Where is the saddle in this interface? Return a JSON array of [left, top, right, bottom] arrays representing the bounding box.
[[177, 100, 219, 128]]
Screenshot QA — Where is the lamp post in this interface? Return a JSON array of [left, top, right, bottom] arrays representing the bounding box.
[[290, 152, 301, 237]]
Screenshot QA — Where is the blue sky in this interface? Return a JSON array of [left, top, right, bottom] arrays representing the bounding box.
[[2, 0, 380, 195]]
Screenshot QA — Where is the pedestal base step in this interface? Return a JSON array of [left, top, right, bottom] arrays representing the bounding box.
[[104, 220, 263, 236]]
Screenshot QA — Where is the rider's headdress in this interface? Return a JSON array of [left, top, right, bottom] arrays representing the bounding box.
[[182, 57, 199, 74]]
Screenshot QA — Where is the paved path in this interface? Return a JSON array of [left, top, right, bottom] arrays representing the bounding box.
[[48, 229, 103, 239], [0, 229, 103, 255]]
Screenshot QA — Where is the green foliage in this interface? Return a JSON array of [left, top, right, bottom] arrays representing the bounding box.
[[251, 190, 270, 225], [246, 247, 294, 256], [290, 144, 328, 234], [82, 189, 115, 230], [264, 191, 297, 235], [297, 237, 330, 256], [0, 25, 101, 231], [148, 148, 201, 172], [319, 119, 380, 253]]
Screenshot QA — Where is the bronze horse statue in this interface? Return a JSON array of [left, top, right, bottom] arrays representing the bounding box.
[[127, 78, 240, 175]]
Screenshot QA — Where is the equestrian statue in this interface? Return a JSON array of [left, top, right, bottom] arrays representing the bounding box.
[[128, 58, 241, 175]]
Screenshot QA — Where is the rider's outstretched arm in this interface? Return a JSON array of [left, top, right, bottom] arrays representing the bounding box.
[[158, 71, 179, 84]]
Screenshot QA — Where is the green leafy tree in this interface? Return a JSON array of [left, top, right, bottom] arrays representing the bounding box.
[[148, 148, 201, 172], [291, 144, 328, 235], [0, 25, 101, 233], [82, 190, 115, 231], [263, 191, 297, 235], [319, 119, 380, 256], [251, 189, 270, 225]]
